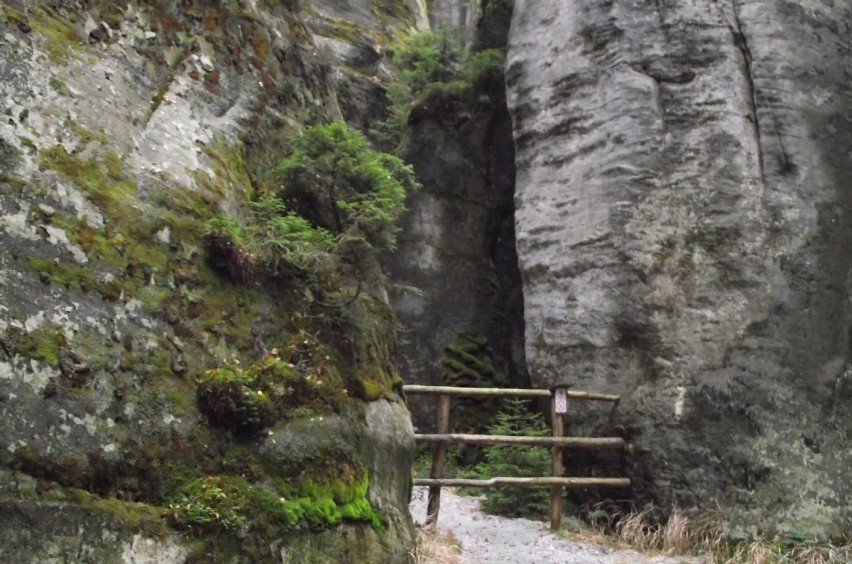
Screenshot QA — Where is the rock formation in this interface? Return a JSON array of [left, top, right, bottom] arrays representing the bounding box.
[[507, 0, 851, 538], [2, 0, 849, 556], [387, 0, 526, 433], [0, 1, 423, 560]]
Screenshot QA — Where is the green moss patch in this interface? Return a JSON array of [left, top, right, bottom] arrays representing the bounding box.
[[9, 445, 85, 487], [0, 4, 29, 29], [197, 140, 253, 201], [28, 6, 84, 64], [2, 322, 67, 366], [69, 489, 170, 537], [26, 256, 96, 292], [0, 173, 27, 190], [170, 463, 381, 534], [39, 146, 140, 233], [196, 336, 347, 434], [36, 146, 223, 312]]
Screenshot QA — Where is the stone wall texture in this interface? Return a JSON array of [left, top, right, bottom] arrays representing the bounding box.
[[0, 1, 420, 561], [506, 0, 852, 537]]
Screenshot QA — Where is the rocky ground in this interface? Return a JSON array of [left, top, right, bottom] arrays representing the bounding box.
[[410, 487, 701, 564]]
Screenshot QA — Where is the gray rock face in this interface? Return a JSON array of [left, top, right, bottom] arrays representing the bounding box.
[[388, 103, 526, 432], [426, 0, 479, 38], [506, 0, 851, 537], [0, 497, 188, 564], [0, 1, 420, 561]]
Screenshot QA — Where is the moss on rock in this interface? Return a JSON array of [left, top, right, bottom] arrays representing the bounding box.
[[2, 322, 67, 366], [196, 338, 348, 433], [1, 1, 419, 560], [169, 463, 381, 535]]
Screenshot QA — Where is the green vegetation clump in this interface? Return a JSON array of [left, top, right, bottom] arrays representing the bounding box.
[[2, 322, 67, 366], [441, 334, 506, 386], [170, 462, 381, 533], [196, 333, 346, 433], [392, 30, 463, 93], [272, 122, 416, 250], [440, 334, 507, 435], [205, 122, 417, 283], [204, 198, 336, 282], [380, 30, 506, 141], [466, 399, 551, 518], [196, 362, 278, 432]]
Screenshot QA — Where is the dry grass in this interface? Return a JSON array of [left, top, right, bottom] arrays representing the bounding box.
[[573, 504, 851, 564], [718, 541, 852, 564], [411, 524, 463, 564]]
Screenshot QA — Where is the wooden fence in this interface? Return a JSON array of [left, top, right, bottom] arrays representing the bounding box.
[[403, 384, 631, 530]]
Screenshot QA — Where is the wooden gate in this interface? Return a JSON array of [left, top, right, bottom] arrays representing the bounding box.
[[403, 385, 631, 530]]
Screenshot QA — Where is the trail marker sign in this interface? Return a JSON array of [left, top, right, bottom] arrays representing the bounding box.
[[555, 388, 567, 414]]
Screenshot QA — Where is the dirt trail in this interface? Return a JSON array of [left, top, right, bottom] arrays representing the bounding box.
[[409, 487, 700, 564]]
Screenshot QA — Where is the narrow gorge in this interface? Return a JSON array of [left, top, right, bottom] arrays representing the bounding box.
[[0, 0, 849, 562]]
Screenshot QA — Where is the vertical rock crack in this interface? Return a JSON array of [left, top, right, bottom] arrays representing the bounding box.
[[727, 0, 766, 185]]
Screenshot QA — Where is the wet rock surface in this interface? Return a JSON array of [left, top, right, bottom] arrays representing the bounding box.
[[506, 0, 852, 537]]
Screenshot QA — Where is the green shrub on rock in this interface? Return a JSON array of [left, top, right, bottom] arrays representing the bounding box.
[[392, 30, 463, 93], [204, 123, 417, 283], [204, 197, 336, 282], [271, 122, 416, 251], [380, 30, 507, 137]]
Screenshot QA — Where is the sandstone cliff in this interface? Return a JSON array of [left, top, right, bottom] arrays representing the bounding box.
[[387, 0, 525, 434], [507, 0, 851, 538], [0, 1, 424, 561]]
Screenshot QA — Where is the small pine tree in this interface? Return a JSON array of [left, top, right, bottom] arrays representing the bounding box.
[[473, 399, 552, 518], [272, 122, 417, 251]]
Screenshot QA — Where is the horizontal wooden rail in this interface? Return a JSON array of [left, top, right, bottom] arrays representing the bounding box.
[[404, 385, 549, 398], [408, 383, 626, 530], [403, 385, 620, 402], [415, 434, 625, 449], [415, 477, 631, 488]]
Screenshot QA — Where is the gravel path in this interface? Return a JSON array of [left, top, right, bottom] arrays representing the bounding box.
[[409, 487, 700, 564]]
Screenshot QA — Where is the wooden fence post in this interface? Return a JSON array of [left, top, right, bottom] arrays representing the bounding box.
[[550, 389, 565, 530], [404, 384, 629, 527], [425, 393, 450, 527]]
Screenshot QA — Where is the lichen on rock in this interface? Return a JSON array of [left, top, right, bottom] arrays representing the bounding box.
[[0, 0, 421, 561]]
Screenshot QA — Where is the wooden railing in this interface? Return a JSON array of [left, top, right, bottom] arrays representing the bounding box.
[[404, 384, 630, 530]]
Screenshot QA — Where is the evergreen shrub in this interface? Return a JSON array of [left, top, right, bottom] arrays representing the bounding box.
[[468, 399, 552, 518]]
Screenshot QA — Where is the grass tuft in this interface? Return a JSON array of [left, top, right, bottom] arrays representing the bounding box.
[[572, 503, 851, 563], [411, 525, 462, 564]]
